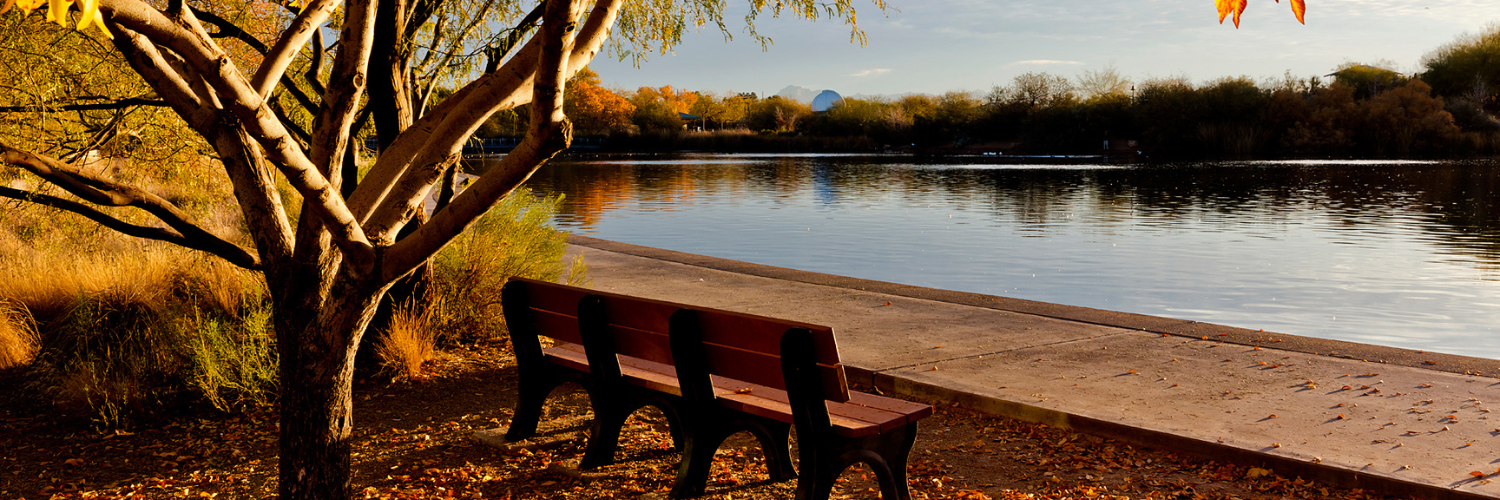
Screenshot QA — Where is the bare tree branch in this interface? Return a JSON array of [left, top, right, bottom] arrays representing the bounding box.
[[250, 0, 341, 99], [0, 98, 169, 113], [0, 143, 261, 269], [290, 0, 380, 265], [380, 0, 593, 281], [413, 0, 497, 116], [102, 0, 376, 270], [271, 98, 313, 147], [0, 186, 260, 269], [305, 27, 328, 96], [108, 22, 297, 267], [349, 0, 616, 236], [191, 7, 270, 54]]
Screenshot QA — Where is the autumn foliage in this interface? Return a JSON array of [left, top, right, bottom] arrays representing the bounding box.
[[565, 68, 636, 134], [1216, 0, 1306, 28]]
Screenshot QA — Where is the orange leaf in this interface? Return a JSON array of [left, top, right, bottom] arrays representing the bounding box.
[[1215, 0, 1233, 23], [1230, 0, 1248, 27], [1471, 471, 1486, 478], [1424, 360, 1438, 365]]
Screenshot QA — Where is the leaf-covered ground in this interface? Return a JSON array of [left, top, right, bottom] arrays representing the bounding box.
[[1, 341, 1402, 499]]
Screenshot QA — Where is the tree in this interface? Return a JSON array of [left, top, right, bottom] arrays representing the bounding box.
[[1076, 64, 1132, 102], [565, 66, 635, 133], [1330, 62, 1408, 101], [1361, 79, 1459, 154], [1421, 22, 1500, 113], [0, 1, 880, 499], [997, 72, 1077, 110]]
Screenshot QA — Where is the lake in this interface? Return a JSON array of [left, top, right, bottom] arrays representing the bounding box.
[[501, 154, 1500, 360]]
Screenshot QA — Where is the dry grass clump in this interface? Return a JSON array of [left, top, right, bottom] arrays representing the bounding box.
[[0, 247, 275, 425], [375, 300, 439, 381], [0, 301, 38, 369]]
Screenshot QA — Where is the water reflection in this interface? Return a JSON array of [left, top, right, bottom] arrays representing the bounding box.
[[481, 154, 1500, 359]]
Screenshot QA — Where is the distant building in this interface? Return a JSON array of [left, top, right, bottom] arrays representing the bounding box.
[[811, 90, 843, 112]]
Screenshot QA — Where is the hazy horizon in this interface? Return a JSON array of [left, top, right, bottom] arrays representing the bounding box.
[[586, 0, 1500, 97]]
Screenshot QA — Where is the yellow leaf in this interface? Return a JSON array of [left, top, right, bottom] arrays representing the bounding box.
[[11, 0, 42, 14], [1246, 467, 1273, 479], [87, 7, 108, 38], [74, 0, 94, 30], [46, 0, 68, 25]]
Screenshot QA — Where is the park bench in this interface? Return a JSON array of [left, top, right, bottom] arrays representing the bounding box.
[[500, 277, 933, 499]]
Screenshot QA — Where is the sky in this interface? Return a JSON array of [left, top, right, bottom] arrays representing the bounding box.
[[586, 0, 1500, 98]]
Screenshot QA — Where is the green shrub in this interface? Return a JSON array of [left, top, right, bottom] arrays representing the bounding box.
[[431, 187, 587, 340]]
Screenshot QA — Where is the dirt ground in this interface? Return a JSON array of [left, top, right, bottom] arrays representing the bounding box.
[[1, 340, 1403, 499]]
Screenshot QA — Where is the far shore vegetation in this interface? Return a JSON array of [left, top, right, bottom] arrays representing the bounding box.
[[505, 25, 1500, 158]]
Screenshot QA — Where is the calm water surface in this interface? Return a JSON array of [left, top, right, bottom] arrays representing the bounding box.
[[508, 154, 1500, 360]]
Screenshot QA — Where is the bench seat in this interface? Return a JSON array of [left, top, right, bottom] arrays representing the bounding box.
[[544, 345, 931, 439]]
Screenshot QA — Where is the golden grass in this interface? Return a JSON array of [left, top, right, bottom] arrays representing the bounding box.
[[0, 302, 37, 369], [375, 301, 438, 381], [0, 249, 181, 325]]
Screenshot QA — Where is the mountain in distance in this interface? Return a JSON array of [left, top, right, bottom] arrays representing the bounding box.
[[774, 85, 819, 103], [773, 85, 917, 104]]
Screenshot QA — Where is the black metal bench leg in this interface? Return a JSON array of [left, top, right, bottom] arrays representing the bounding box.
[[504, 379, 557, 441], [862, 423, 920, 500], [880, 423, 920, 500], [792, 450, 841, 500], [669, 426, 730, 498], [745, 421, 798, 482], [579, 401, 632, 469]]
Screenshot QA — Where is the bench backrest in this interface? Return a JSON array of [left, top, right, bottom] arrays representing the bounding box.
[[576, 288, 679, 369], [503, 277, 848, 405], [502, 278, 592, 369], [671, 307, 850, 404], [505, 277, 679, 374]]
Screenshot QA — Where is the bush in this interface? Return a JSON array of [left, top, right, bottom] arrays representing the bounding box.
[[431, 187, 588, 341], [0, 251, 274, 426]]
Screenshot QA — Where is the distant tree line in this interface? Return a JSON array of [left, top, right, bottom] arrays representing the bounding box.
[[475, 24, 1500, 157]]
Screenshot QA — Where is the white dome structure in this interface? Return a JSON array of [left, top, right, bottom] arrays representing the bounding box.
[[810, 90, 843, 112]]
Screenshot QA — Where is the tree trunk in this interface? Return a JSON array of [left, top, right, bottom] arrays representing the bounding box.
[[370, 0, 415, 151], [277, 274, 387, 499]]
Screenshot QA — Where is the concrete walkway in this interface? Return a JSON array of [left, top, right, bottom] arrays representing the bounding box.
[[566, 235, 1500, 500]]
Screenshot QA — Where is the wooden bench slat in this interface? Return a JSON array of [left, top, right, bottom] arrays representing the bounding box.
[[849, 392, 935, 422], [616, 354, 683, 396], [542, 343, 589, 372], [609, 325, 673, 365], [695, 313, 841, 367], [524, 282, 589, 316], [706, 376, 910, 438], [598, 299, 676, 334], [531, 308, 584, 344]]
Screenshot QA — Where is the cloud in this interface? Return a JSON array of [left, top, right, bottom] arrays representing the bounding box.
[[1008, 60, 1084, 67], [849, 68, 893, 77]]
